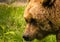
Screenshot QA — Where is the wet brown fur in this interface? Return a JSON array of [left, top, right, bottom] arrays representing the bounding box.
[[23, 0, 60, 42]]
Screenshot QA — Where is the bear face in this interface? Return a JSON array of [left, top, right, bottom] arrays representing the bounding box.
[[23, 0, 60, 42]]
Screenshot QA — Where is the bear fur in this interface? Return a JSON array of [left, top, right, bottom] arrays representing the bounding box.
[[23, 0, 60, 42]]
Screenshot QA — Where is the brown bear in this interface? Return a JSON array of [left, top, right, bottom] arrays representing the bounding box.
[[23, 0, 60, 42]]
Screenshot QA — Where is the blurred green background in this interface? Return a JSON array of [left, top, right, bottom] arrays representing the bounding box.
[[0, 4, 56, 42]]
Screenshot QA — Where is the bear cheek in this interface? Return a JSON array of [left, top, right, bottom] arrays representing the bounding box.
[[36, 33, 44, 40]]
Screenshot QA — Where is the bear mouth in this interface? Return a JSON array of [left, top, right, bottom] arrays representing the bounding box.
[[24, 38, 31, 41], [26, 41, 32, 42], [24, 37, 34, 41], [23, 36, 35, 41]]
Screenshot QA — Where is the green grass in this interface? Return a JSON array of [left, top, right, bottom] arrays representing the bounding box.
[[0, 5, 56, 42]]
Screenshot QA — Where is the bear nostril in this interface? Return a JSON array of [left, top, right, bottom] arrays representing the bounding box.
[[23, 35, 30, 41]]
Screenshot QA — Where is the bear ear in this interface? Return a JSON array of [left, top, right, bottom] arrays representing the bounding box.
[[43, 0, 55, 7]]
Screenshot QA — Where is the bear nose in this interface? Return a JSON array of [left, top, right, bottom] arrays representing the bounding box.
[[23, 35, 30, 41]]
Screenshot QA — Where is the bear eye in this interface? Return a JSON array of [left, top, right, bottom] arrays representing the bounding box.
[[25, 18, 37, 25], [30, 18, 37, 25]]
